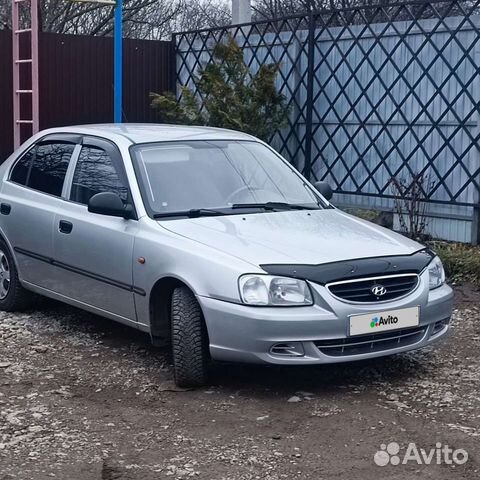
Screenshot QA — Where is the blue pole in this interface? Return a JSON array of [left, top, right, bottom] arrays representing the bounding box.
[[114, 0, 123, 123]]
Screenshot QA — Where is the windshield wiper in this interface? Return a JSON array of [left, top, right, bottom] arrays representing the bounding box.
[[231, 202, 318, 211], [153, 208, 226, 219], [153, 203, 319, 219]]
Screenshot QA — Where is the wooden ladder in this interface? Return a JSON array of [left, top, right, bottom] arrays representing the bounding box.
[[11, 0, 39, 149]]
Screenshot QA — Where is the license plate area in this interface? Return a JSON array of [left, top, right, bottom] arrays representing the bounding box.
[[349, 306, 420, 336]]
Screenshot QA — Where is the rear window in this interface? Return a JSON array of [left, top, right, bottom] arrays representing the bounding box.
[[10, 142, 75, 197], [10, 147, 34, 186]]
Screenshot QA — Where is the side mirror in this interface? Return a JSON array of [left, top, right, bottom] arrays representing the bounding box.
[[88, 192, 132, 219], [314, 181, 333, 201]]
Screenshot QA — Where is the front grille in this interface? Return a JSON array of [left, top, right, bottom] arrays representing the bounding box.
[[327, 274, 419, 303], [315, 326, 427, 357]]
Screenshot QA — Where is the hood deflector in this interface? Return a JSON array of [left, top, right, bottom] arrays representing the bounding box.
[[260, 249, 435, 285]]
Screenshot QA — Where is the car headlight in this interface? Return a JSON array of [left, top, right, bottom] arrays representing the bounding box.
[[239, 275, 313, 306], [428, 256, 445, 289]]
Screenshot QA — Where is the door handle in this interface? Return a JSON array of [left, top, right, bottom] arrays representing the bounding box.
[[0, 203, 11, 215], [59, 220, 73, 234]]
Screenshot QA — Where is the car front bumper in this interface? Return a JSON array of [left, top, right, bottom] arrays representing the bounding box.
[[198, 275, 454, 365]]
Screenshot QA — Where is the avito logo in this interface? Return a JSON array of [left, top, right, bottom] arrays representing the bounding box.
[[374, 442, 468, 466], [370, 315, 399, 328]]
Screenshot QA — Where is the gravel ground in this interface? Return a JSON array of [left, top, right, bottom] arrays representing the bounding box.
[[0, 286, 479, 480]]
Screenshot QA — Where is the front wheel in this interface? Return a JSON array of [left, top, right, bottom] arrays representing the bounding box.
[[171, 286, 210, 388]]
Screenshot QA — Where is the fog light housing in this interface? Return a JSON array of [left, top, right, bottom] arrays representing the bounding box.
[[270, 342, 305, 357]]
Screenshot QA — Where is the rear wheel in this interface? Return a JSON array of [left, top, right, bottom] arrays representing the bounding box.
[[0, 240, 32, 311], [171, 286, 210, 388]]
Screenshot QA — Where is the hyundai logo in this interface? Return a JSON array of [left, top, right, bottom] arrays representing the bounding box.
[[371, 285, 387, 296]]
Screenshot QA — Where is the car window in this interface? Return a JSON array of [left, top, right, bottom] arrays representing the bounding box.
[[70, 146, 128, 205], [132, 141, 321, 215], [10, 146, 35, 186], [10, 142, 74, 197]]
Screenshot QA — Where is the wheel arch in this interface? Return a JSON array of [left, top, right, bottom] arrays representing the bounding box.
[[149, 275, 203, 345], [0, 227, 20, 274]]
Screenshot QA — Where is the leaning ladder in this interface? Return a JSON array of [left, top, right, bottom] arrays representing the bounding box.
[[11, 0, 39, 149]]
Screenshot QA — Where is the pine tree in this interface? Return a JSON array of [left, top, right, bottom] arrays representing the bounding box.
[[151, 37, 289, 142]]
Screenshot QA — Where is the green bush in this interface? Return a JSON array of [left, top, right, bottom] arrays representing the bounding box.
[[150, 37, 289, 142], [429, 241, 480, 285]]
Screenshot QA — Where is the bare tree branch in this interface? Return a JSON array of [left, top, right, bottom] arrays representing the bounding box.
[[0, 0, 230, 38]]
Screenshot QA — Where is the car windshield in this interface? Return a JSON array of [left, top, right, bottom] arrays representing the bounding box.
[[131, 140, 323, 217]]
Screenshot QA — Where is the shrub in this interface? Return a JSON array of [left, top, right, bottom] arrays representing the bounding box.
[[429, 241, 480, 285], [150, 37, 289, 142], [390, 172, 435, 241]]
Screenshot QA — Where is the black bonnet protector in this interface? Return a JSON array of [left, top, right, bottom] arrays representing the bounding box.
[[260, 249, 435, 285]]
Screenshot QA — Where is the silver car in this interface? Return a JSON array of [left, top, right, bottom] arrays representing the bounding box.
[[0, 124, 453, 386]]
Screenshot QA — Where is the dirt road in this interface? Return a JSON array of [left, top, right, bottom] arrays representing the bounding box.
[[0, 286, 479, 479]]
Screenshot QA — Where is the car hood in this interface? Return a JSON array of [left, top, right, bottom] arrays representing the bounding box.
[[158, 209, 423, 267]]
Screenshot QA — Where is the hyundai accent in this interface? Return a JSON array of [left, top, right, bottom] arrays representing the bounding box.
[[0, 124, 453, 386]]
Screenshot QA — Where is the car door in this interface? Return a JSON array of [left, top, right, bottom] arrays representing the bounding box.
[[53, 136, 138, 322], [0, 135, 80, 290]]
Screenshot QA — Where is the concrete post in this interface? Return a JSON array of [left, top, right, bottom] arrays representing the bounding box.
[[232, 0, 251, 24]]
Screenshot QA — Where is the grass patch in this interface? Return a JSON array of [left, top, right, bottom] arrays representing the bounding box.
[[343, 208, 379, 222], [428, 241, 480, 285]]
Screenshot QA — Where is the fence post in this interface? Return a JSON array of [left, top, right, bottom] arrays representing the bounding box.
[[232, 0, 251, 25], [170, 34, 178, 97], [303, 11, 315, 181], [473, 209, 480, 245], [291, 37, 302, 171], [472, 178, 480, 244]]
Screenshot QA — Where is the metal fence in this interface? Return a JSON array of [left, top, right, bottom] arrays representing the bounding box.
[[0, 31, 174, 163], [174, 0, 480, 243]]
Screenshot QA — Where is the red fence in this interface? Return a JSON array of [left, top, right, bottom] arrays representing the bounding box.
[[0, 30, 174, 161]]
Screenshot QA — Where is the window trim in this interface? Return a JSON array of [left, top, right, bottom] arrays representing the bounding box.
[[8, 134, 81, 198], [61, 144, 82, 199], [7, 133, 138, 220]]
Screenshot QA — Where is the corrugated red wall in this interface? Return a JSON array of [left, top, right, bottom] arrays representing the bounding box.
[[0, 30, 175, 161]]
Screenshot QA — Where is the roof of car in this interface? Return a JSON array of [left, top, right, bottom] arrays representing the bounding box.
[[41, 124, 257, 144]]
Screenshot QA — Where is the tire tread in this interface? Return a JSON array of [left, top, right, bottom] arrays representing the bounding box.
[[171, 286, 209, 387]]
